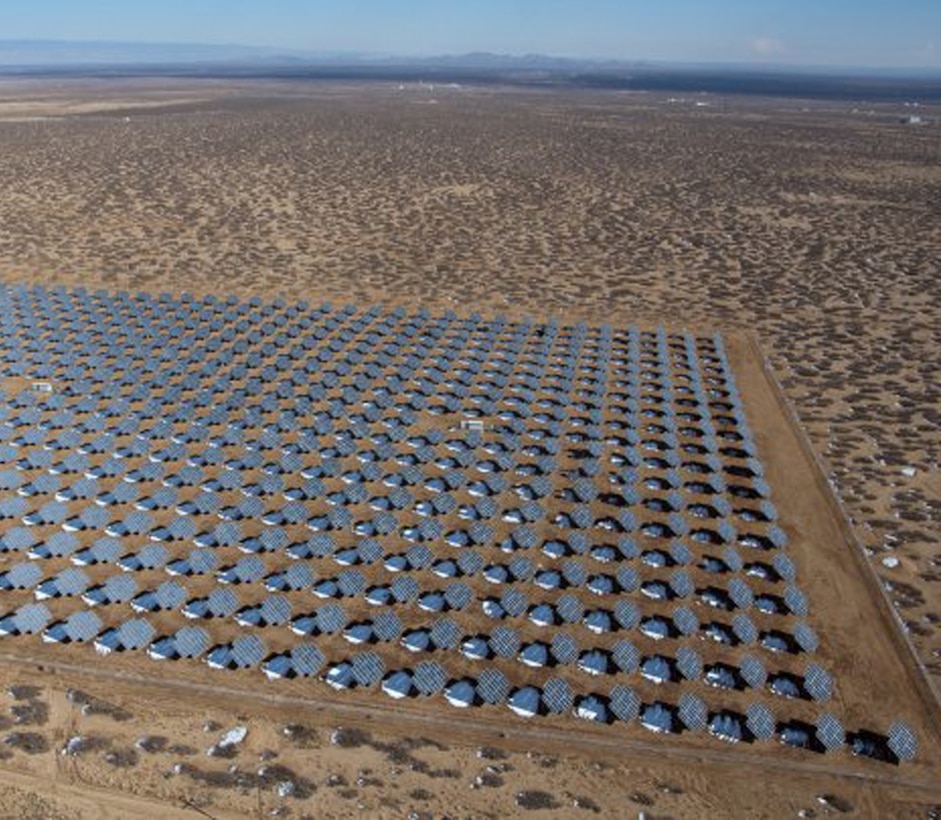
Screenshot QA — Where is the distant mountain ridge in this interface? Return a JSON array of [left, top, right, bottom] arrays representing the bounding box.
[[2, 39, 939, 77], [1, 40, 939, 102]]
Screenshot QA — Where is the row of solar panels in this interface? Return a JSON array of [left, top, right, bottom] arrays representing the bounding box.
[[0, 596, 828, 706], [0, 598, 911, 763], [2, 323, 738, 410], [1, 301, 741, 425], [2, 284, 725, 352], [0, 566, 821, 681], [0, 526, 809, 621], [3, 332, 725, 387], [0, 325, 725, 372], [0, 490, 775, 556]]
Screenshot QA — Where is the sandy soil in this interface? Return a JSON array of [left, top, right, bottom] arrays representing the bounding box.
[[0, 79, 938, 818]]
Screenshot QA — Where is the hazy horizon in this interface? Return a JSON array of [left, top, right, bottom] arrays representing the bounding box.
[[1, 38, 940, 77], [0, 1, 937, 71]]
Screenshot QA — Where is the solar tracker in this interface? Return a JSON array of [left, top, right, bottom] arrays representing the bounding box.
[[351, 652, 384, 687], [84, 574, 137, 606], [12, 603, 51, 635], [64, 610, 102, 643], [117, 618, 156, 651], [413, 661, 447, 696], [476, 668, 509, 705], [793, 623, 819, 654], [803, 664, 833, 702], [227, 635, 267, 669], [0, 562, 41, 590], [815, 713, 845, 751]]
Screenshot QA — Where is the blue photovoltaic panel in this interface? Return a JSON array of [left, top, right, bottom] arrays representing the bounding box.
[[14, 603, 51, 634], [175, 627, 210, 658], [804, 664, 833, 702], [65, 610, 102, 642], [740, 655, 767, 689], [500, 588, 527, 617], [372, 611, 402, 642], [489, 626, 520, 658], [476, 668, 509, 705], [550, 633, 579, 665], [208, 588, 239, 617], [317, 604, 347, 634], [556, 595, 584, 624], [541, 678, 573, 714], [351, 652, 384, 687], [230, 635, 267, 668], [118, 618, 156, 650], [794, 623, 819, 653], [609, 685, 640, 722], [430, 618, 461, 650], [291, 644, 325, 677], [747, 703, 776, 741], [413, 661, 446, 696]]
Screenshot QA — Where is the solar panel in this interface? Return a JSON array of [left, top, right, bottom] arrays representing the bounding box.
[[101, 574, 137, 603], [679, 693, 708, 731], [784, 586, 809, 617], [746, 703, 776, 741], [793, 622, 819, 653], [14, 603, 51, 634], [65, 610, 101, 642], [556, 595, 585, 624], [739, 655, 767, 689], [206, 588, 239, 617], [175, 627, 210, 658], [804, 663, 833, 702], [425, 619, 459, 651], [476, 668, 509, 705], [816, 713, 845, 751], [672, 606, 698, 636], [337, 569, 365, 597], [887, 721, 917, 761], [727, 578, 753, 610], [186, 549, 217, 575], [351, 652, 384, 687], [732, 614, 758, 644], [118, 618, 156, 650], [610, 601, 638, 633], [616, 566, 639, 592], [667, 569, 692, 598], [317, 603, 347, 634], [562, 561, 587, 587], [541, 678, 573, 714], [607, 685, 639, 723], [230, 635, 267, 668], [722, 546, 743, 572], [489, 626, 521, 658], [391, 576, 419, 603], [457, 550, 484, 576], [612, 640, 640, 673], [675, 647, 702, 680], [260, 596, 292, 625], [2, 562, 41, 589], [500, 588, 527, 617], [372, 610, 403, 642], [413, 661, 447, 696], [771, 553, 796, 581]]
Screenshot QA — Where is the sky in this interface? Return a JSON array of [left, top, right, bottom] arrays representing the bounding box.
[[0, 1, 938, 69]]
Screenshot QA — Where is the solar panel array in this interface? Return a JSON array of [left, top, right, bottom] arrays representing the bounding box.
[[0, 284, 915, 761]]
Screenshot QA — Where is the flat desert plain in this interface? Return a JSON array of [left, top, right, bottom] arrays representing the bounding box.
[[0, 78, 938, 819]]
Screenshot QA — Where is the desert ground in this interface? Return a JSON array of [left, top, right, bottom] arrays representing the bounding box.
[[0, 78, 938, 818]]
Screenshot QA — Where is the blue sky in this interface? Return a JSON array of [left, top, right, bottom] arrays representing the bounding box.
[[0, 1, 938, 68]]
